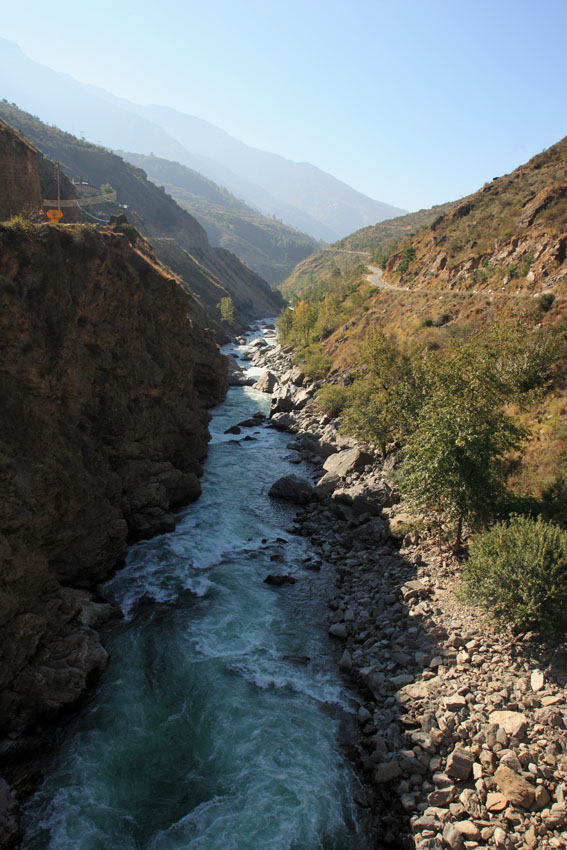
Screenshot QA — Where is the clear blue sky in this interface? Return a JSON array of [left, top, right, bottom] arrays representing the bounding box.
[[3, 0, 566, 211]]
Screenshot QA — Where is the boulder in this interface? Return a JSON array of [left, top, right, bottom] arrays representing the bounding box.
[[322, 447, 373, 478], [270, 387, 294, 415], [315, 472, 341, 497], [489, 710, 528, 739], [268, 475, 314, 504], [264, 574, 296, 586], [255, 371, 278, 393], [494, 765, 535, 808]]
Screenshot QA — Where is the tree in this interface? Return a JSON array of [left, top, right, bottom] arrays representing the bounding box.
[[218, 296, 236, 324], [398, 346, 525, 548]]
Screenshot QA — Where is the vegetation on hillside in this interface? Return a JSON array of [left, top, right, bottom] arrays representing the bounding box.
[[277, 137, 567, 634], [122, 152, 321, 285]]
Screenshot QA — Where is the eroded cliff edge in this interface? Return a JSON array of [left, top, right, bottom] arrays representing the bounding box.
[[0, 221, 227, 777]]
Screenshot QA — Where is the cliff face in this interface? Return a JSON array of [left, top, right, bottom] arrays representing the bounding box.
[[0, 119, 42, 219], [0, 221, 227, 739]]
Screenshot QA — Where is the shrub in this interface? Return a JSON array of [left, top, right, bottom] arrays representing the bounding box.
[[538, 292, 555, 312], [461, 515, 567, 634], [315, 385, 350, 416], [294, 343, 331, 379]]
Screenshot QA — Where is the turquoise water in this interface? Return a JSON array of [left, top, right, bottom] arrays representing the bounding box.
[[22, 334, 367, 850]]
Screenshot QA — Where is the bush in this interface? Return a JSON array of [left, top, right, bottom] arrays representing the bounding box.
[[538, 292, 555, 312], [294, 343, 331, 380], [315, 385, 350, 416], [461, 515, 567, 634]]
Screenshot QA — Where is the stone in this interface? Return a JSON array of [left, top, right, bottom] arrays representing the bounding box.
[[328, 623, 349, 639], [535, 785, 551, 808], [268, 475, 314, 504], [489, 710, 528, 739], [446, 748, 475, 780], [322, 447, 373, 478], [493, 827, 507, 848], [486, 792, 508, 812], [373, 761, 402, 783], [453, 820, 480, 841], [338, 649, 352, 672], [442, 823, 465, 850], [315, 472, 341, 497], [263, 574, 296, 586], [444, 694, 467, 711], [255, 371, 278, 393], [530, 670, 545, 692], [494, 764, 535, 808]]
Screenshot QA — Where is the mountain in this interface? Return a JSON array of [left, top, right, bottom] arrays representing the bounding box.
[[0, 102, 285, 330], [281, 201, 456, 300], [0, 38, 406, 241], [383, 137, 567, 293], [121, 152, 320, 285]]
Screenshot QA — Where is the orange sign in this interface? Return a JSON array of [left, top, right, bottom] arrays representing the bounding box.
[[46, 208, 64, 222]]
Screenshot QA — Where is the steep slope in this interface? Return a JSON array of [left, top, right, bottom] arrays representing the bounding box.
[[384, 138, 567, 293], [121, 151, 320, 284], [0, 219, 227, 807], [0, 38, 406, 242], [0, 103, 285, 327], [281, 202, 455, 300]]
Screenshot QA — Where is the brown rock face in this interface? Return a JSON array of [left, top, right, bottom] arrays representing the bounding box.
[[0, 119, 42, 220], [0, 221, 227, 735]]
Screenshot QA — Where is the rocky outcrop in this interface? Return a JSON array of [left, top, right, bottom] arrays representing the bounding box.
[[0, 221, 227, 747], [0, 119, 42, 220]]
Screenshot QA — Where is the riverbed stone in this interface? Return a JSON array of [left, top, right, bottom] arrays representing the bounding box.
[[268, 475, 314, 504], [322, 448, 373, 478]]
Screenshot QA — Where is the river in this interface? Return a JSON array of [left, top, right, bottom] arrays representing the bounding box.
[[22, 326, 369, 850]]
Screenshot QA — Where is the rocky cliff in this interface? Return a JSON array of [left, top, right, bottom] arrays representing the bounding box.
[[0, 221, 227, 795]]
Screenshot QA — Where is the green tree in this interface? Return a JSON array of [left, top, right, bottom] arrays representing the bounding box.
[[398, 346, 525, 548], [218, 296, 236, 324]]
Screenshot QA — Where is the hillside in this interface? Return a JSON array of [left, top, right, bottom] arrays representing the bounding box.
[[0, 102, 284, 330], [281, 201, 455, 300], [0, 38, 406, 242], [121, 152, 320, 285], [383, 138, 567, 294]]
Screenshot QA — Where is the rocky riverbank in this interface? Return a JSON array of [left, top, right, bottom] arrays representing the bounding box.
[[240, 337, 567, 850]]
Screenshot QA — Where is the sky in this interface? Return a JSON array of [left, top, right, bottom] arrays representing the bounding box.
[[2, 0, 566, 211]]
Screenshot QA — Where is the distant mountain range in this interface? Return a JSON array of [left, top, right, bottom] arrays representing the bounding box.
[[0, 38, 406, 241]]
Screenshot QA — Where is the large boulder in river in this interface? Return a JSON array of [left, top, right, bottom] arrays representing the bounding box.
[[255, 371, 278, 393], [270, 386, 294, 415], [322, 447, 374, 478], [269, 475, 314, 504]]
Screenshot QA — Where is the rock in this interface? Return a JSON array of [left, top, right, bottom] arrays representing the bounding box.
[[444, 694, 467, 711], [224, 425, 241, 434], [374, 761, 402, 783], [338, 649, 353, 672], [489, 710, 528, 739], [270, 387, 294, 415], [530, 669, 545, 692], [442, 823, 465, 850], [264, 574, 296, 586], [446, 748, 475, 781], [534, 785, 551, 808], [283, 655, 310, 664], [315, 472, 341, 498], [486, 792, 508, 812], [322, 447, 374, 478], [255, 371, 278, 393], [269, 412, 297, 431], [454, 820, 481, 841], [493, 827, 507, 848], [268, 475, 314, 504], [494, 764, 535, 808], [328, 623, 349, 639]]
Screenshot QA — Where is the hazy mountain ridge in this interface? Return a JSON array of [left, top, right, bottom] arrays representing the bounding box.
[[0, 38, 405, 242], [121, 151, 320, 285]]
